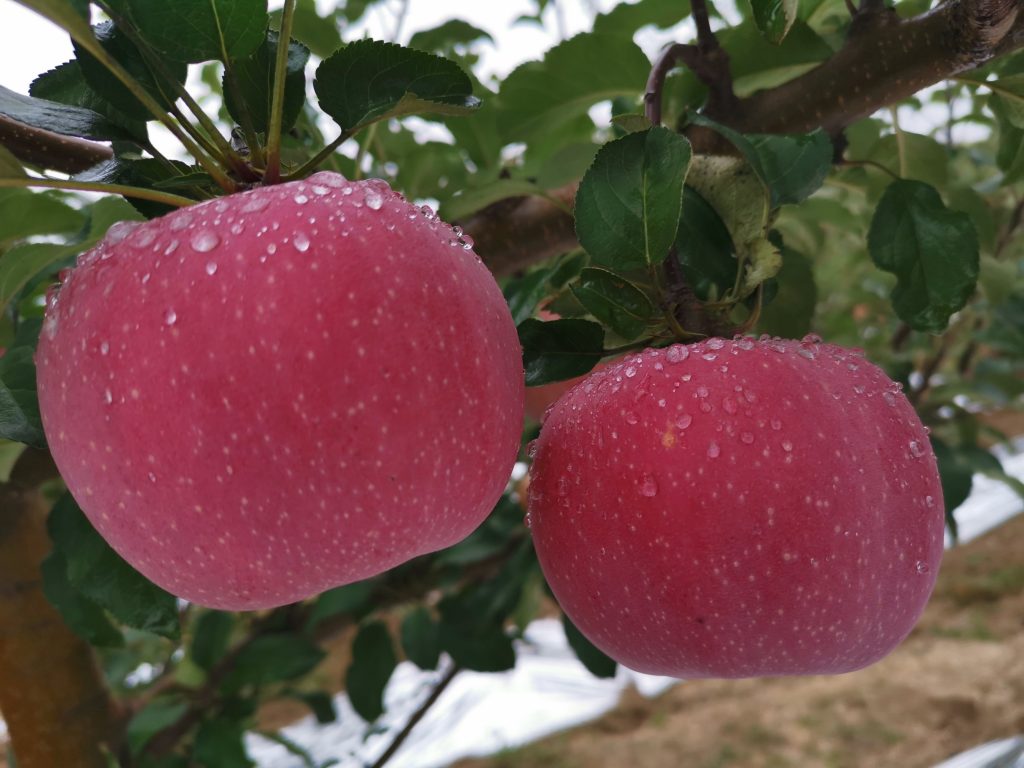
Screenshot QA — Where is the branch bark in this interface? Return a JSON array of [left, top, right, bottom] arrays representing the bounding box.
[[462, 0, 1024, 276], [0, 115, 113, 175], [0, 485, 122, 768]]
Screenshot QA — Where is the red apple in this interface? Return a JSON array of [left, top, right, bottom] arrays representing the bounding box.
[[528, 336, 943, 678], [36, 172, 524, 610]]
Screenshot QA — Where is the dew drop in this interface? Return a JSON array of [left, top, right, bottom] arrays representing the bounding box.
[[770, 419, 782, 431], [666, 345, 689, 363], [526, 440, 538, 459], [148, 472, 157, 483], [99, 341, 110, 355], [707, 338, 725, 350], [782, 440, 793, 452], [915, 561, 929, 574], [293, 232, 311, 253], [625, 411, 639, 425], [105, 220, 140, 244], [707, 441, 721, 459], [925, 495, 935, 508], [524, 512, 533, 529], [164, 308, 177, 326], [103, 388, 113, 405], [741, 432, 755, 444], [723, 398, 738, 414], [169, 212, 193, 231], [130, 228, 156, 249], [241, 196, 270, 213], [624, 365, 637, 378], [190, 231, 220, 253], [205, 261, 218, 276], [696, 386, 709, 398], [702, 353, 718, 361], [312, 185, 330, 196], [639, 474, 659, 497], [801, 333, 822, 344], [909, 440, 925, 458], [364, 188, 384, 210], [294, 193, 309, 205], [883, 391, 897, 406]]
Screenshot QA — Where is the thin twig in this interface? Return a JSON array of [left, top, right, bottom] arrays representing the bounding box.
[[369, 663, 460, 768], [644, 44, 700, 125], [691, 0, 717, 51], [0, 176, 196, 207]]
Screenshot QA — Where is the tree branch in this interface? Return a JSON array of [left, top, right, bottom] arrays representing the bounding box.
[[463, 0, 1024, 276], [0, 115, 113, 175], [369, 663, 460, 768]]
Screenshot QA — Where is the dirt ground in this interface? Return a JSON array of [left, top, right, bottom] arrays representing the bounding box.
[[454, 512, 1024, 768]]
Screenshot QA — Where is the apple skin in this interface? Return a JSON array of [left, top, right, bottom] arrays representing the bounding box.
[[528, 336, 944, 678], [36, 172, 524, 610]]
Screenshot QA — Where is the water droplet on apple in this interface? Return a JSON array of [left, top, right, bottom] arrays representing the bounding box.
[[293, 233, 311, 253], [129, 228, 156, 249], [741, 432, 755, 444], [164, 308, 177, 326], [925, 495, 935, 508], [782, 440, 793, 452], [99, 341, 110, 355], [294, 193, 309, 204], [908, 440, 925, 458], [524, 512, 533, 529], [190, 231, 220, 253], [364, 188, 384, 210], [105, 220, 140, 245], [802, 334, 822, 344], [624, 366, 637, 378], [707, 441, 721, 458], [723, 398, 737, 414], [696, 386, 709, 398], [883, 391, 897, 406], [639, 474, 658, 497], [148, 471, 157, 483], [702, 353, 718, 361], [625, 411, 639, 425], [666, 345, 689, 363], [915, 561, 929, 574], [169, 212, 193, 231], [735, 337, 755, 351], [241, 196, 270, 213], [770, 419, 782, 430], [675, 414, 692, 430], [707, 338, 725, 350], [205, 262, 218, 276], [526, 440, 538, 459], [103, 388, 113, 404]]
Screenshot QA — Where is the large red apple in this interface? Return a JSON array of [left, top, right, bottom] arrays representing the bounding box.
[[36, 172, 524, 610], [528, 336, 944, 678]]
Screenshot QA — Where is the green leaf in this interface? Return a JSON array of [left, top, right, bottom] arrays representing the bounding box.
[[0, 189, 85, 244], [518, 318, 605, 386], [687, 115, 831, 207], [306, 579, 375, 630], [496, 33, 651, 144], [675, 186, 738, 301], [438, 619, 515, 672], [0, 83, 137, 141], [593, 0, 692, 36], [345, 621, 397, 722], [750, 0, 799, 43], [575, 126, 692, 270], [40, 552, 124, 647], [987, 74, 1024, 128], [29, 60, 148, 141], [274, 0, 341, 58], [408, 19, 493, 54], [126, 0, 267, 63], [0, 145, 24, 178], [442, 178, 541, 221], [73, 21, 188, 121], [288, 691, 337, 724], [221, 634, 325, 691], [400, 607, 441, 671], [191, 611, 235, 671], [47, 494, 180, 639], [0, 345, 45, 448], [0, 197, 143, 317], [562, 614, 616, 678], [126, 697, 189, 755], [758, 238, 817, 338], [194, 716, 253, 768], [570, 268, 655, 341], [315, 39, 480, 133], [224, 31, 309, 134], [868, 180, 980, 332]]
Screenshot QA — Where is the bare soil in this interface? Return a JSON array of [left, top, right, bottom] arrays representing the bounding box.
[[454, 512, 1024, 768]]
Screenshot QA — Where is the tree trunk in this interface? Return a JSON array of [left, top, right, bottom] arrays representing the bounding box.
[[0, 482, 120, 768]]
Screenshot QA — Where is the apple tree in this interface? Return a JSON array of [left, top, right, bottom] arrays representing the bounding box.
[[1, 0, 1023, 765]]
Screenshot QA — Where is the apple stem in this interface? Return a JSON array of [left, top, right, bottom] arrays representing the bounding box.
[[281, 127, 358, 181], [264, 0, 298, 185]]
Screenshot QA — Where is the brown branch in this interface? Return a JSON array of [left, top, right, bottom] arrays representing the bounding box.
[[0, 486, 123, 768], [464, 0, 1024, 276], [0, 115, 113, 175]]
